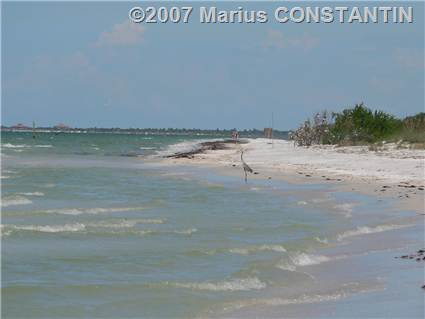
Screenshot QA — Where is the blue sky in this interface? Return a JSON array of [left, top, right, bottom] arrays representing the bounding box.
[[2, 2, 424, 130]]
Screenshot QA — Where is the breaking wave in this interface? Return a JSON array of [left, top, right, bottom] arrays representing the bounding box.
[[90, 218, 165, 228], [140, 146, 156, 150], [18, 192, 44, 197], [213, 282, 383, 314], [170, 277, 266, 292], [314, 237, 329, 244], [2, 143, 27, 148], [336, 224, 411, 241], [172, 228, 197, 235], [334, 203, 355, 218], [1, 196, 32, 207], [275, 261, 297, 272], [41, 206, 147, 215], [276, 252, 346, 272], [228, 244, 287, 255], [3, 223, 86, 234], [290, 253, 331, 266], [0, 219, 201, 238], [209, 282, 384, 317], [1, 143, 52, 148]]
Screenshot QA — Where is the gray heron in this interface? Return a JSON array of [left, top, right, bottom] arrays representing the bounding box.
[[241, 150, 253, 183]]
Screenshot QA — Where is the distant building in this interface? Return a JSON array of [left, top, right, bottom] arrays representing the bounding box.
[[54, 123, 70, 130], [264, 128, 273, 138], [11, 123, 30, 130]]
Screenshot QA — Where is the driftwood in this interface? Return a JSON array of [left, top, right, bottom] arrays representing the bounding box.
[[166, 140, 247, 159]]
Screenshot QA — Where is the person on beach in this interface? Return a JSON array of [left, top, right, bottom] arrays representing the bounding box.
[[232, 130, 239, 143]]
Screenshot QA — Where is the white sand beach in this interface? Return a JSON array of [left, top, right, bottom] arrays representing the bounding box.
[[165, 138, 425, 213]]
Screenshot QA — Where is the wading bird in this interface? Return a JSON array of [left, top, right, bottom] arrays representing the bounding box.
[[241, 150, 253, 183]]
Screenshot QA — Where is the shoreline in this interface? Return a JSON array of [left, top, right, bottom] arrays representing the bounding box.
[[160, 138, 425, 214], [159, 137, 425, 317]]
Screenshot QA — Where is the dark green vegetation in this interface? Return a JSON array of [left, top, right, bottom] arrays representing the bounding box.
[[292, 103, 425, 147]]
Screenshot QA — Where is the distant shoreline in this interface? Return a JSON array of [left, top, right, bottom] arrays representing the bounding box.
[[0, 128, 290, 138]]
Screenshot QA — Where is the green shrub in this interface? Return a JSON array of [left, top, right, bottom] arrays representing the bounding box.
[[293, 104, 423, 147], [329, 103, 402, 144]]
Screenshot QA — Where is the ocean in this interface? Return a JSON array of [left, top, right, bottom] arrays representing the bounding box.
[[1, 132, 423, 318]]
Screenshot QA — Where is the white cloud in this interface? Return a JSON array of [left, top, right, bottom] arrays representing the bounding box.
[[264, 29, 319, 52], [95, 20, 145, 47]]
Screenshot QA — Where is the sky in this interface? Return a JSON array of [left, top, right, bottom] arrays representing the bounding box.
[[2, 2, 424, 130]]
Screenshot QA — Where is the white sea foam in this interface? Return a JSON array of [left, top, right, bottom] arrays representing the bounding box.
[[224, 291, 350, 313], [1, 143, 27, 148], [277, 253, 348, 272], [1, 175, 11, 179], [0, 225, 12, 237], [173, 228, 197, 235], [1, 196, 32, 207], [1, 143, 52, 148], [43, 206, 146, 215], [290, 253, 331, 266], [311, 198, 331, 203], [5, 223, 86, 233], [140, 147, 155, 150], [132, 218, 165, 224], [297, 200, 308, 205], [218, 282, 383, 313], [172, 277, 266, 292], [336, 224, 410, 241], [87, 221, 133, 229], [229, 244, 287, 255], [18, 192, 44, 197], [1, 218, 165, 236], [260, 292, 349, 306], [228, 248, 250, 255], [275, 261, 297, 272], [315, 237, 329, 244], [334, 203, 355, 218], [92, 218, 165, 228]]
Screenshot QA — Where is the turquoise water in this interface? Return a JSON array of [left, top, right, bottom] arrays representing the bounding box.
[[1, 132, 422, 318]]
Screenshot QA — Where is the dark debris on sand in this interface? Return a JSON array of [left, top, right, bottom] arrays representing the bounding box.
[[165, 140, 248, 159]]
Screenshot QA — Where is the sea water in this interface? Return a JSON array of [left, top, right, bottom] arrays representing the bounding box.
[[1, 132, 423, 318]]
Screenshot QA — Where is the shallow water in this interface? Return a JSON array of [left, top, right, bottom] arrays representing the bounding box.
[[1, 132, 423, 318]]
